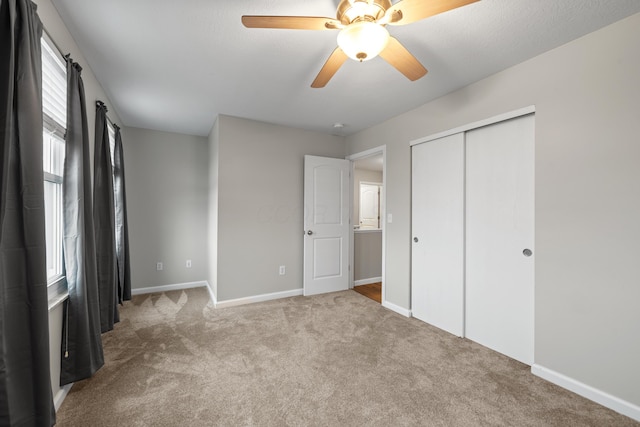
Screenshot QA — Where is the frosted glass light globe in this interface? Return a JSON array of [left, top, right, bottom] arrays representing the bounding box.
[[337, 21, 390, 62]]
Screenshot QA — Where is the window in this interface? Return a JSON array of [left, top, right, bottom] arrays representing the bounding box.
[[42, 35, 67, 297], [107, 123, 122, 253], [108, 121, 116, 156]]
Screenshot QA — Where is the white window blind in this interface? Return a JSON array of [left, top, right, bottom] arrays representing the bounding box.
[[42, 35, 66, 136]]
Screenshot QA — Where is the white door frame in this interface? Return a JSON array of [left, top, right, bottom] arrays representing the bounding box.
[[346, 146, 386, 304]]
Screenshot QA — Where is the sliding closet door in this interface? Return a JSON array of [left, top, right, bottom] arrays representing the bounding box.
[[465, 114, 535, 364], [411, 134, 464, 336]]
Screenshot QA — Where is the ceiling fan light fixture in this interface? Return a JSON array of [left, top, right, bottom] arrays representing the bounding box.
[[337, 21, 389, 62], [337, 0, 391, 24]]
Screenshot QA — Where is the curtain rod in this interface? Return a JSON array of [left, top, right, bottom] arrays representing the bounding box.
[[106, 115, 119, 130], [96, 101, 119, 130]]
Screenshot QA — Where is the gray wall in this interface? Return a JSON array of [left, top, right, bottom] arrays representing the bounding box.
[[353, 168, 383, 226], [346, 13, 640, 407], [207, 118, 219, 299], [34, 0, 123, 406], [124, 127, 209, 288], [213, 115, 345, 301], [354, 231, 382, 282]]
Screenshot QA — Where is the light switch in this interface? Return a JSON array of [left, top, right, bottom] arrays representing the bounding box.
[[387, 213, 393, 223]]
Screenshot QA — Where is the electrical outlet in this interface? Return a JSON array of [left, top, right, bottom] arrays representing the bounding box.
[[186, 259, 192, 268], [279, 265, 285, 275], [156, 262, 163, 271]]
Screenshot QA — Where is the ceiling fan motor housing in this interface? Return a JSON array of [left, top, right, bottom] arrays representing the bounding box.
[[337, 0, 392, 25]]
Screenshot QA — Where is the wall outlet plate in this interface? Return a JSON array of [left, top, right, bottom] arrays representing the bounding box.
[[279, 265, 285, 275], [156, 262, 163, 271]]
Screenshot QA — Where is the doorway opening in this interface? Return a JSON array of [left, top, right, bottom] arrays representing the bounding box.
[[347, 146, 386, 305]]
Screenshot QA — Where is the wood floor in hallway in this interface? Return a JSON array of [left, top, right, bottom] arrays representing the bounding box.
[[353, 282, 381, 304]]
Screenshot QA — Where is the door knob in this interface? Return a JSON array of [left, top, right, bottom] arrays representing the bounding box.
[[413, 237, 419, 243], [307, 230, 313, 236], [522, 248, 533, 257]]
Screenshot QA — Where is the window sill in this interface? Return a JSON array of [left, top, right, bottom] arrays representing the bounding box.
[[48, 275, 68, 311], [48, 291, 69, 311]]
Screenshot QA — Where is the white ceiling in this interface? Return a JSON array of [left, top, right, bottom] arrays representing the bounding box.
[[50, 0, 640, 137]]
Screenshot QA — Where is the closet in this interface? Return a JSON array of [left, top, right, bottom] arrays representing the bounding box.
[[411, 111, 534, 365]]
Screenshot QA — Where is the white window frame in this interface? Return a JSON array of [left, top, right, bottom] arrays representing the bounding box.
[[42, 34, 68, 302]]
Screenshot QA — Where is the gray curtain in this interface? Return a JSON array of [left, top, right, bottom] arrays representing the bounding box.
[[0, 1, 55, 425], [93, 101, 118, 332], [112, 125, 131, 304], [60, 56, 104, 385]]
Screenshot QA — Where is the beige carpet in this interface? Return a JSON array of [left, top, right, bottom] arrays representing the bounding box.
[[55, 288, 637, 426]]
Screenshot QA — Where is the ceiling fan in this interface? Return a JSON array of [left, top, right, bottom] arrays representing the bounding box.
[[242, 0, 479, 88]]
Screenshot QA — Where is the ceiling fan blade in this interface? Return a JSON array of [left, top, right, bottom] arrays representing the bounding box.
[[242, 15, 343, 30], [311, 47, 348, 88], [384, 0, 480, 26], [379, 37, 428, 81]]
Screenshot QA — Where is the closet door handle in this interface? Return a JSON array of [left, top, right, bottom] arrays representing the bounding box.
[[522, 248, 532, 257], [413, 237, 419, 243]]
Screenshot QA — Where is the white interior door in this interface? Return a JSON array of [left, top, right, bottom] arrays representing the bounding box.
[[304, 155, 350, 296], [411, 133, 465, 336], [359, 183, 380, 228], [465, 114, 535, 365]]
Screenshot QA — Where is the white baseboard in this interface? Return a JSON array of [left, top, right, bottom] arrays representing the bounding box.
[[354, 277, 382, 287], [216, 288, 303, 309], [131, 281, 209, 296], [532, 364, 640, 422], [54, 383, 73, 411], [382, 299, 411, 317]]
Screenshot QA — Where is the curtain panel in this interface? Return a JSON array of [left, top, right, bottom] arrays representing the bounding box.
[[93, 101, 118, 332], [60, 57, 104, 385], [0, 0, 55, 425], [112, 126, 131, 304]]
